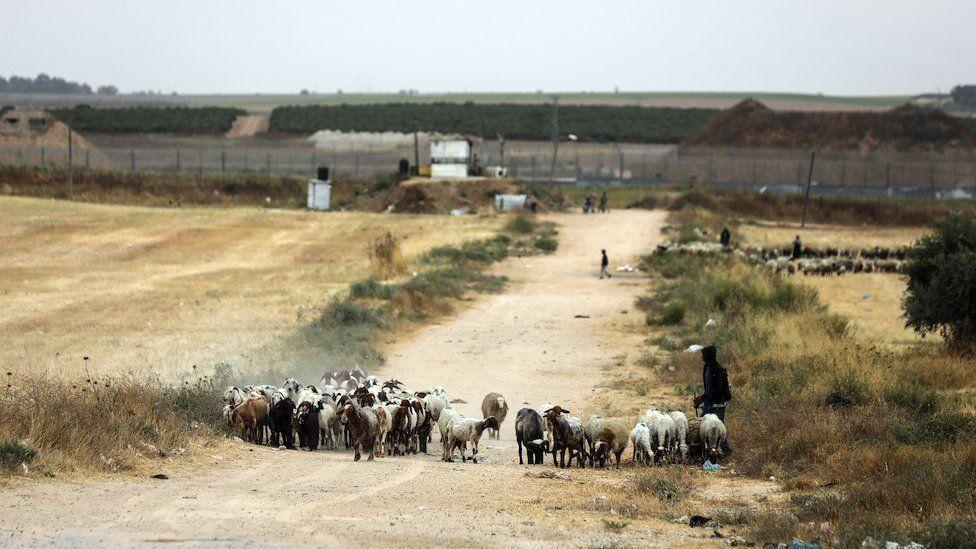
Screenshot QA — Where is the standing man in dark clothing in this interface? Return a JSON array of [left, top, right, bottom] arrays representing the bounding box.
[[720, 227, 731, 247], [598, 191, 608, 213], [792, 234, 803, 260], [600, 249, 611, 279], [694, 346, 732, 453]]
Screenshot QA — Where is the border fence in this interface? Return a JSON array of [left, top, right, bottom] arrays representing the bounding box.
[[2, 143, 975, 200]]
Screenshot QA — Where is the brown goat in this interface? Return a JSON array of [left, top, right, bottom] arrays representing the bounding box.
[[231, 396, 269, 444], [339, 402, 380, 461]]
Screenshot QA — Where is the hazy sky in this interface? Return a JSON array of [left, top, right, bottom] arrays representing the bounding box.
[[2, 0, 973, 95]]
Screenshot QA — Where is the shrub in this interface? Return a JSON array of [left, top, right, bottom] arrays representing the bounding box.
[[533, 235, 558, 252], [903, 212, 976, 348], [925, 519, 976, 549], [506, 215, 537, 235], [0, 440, 38, 471], [316, 299, 384, 328], [349, 278, 394, 300]]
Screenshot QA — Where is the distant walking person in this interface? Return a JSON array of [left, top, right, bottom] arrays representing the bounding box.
[[582, 195, 592, 214], [792, 234, 803, 260], [598, 191, 608, 213], [720, 227, 731, 247], [600, 249, 612, 279]]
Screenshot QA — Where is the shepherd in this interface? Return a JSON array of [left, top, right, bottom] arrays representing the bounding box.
[[599, 249, 611, 279], [694, 345, 732, 455]]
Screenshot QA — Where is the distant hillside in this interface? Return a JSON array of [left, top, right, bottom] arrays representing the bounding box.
[[682, 99, 976, 151]]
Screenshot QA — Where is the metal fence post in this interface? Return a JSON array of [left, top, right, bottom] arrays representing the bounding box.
[[354, 154, 360, 178], [531, 156, 537, 181], [796, 160, 802, 184], [176, 149, 181, 172], [85, 149, 90, 169], [220, 151, 226, 177], [40, 147, 45, 166], [839, 159, 846, 188], [885, 162, 891, 190], [243, 150, 248, 172], [129, 150, 135, 175], [266, 151, 271, 173]]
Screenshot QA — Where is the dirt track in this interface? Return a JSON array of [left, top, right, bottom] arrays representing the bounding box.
[[0, 210, 765, 547]]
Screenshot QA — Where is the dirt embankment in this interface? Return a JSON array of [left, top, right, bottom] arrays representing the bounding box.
[[682, 99, 976, 152]]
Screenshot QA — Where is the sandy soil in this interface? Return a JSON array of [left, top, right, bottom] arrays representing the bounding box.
[[0, 210, 773, 547]]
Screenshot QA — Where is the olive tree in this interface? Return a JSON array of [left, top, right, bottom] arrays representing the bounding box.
[[903, 212, 976, 348]]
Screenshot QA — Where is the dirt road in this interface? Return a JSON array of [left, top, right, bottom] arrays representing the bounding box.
[[0, 210, 754, 547]]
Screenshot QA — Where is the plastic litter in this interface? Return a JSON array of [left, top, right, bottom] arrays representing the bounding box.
[[686, 344, 704, 353], [703, 460, 720, 471]]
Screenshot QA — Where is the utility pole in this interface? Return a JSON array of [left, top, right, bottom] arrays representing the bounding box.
[[801, 150, 817, 228], [413, 127, 420, 174], [547, 95, 559, 187], [67, 128, 74, 199]]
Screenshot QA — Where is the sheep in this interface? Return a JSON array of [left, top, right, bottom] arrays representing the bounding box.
[[700, 413, 728, 463], [372, 405, 390, 457], [543, 406, 586, 468], [437, 406, 460, 460], [339, 402, 380, 461], [592, 419, 629, 469], [630, 422, 652, 466], [222, 404, 234, 428], [423, 389, 449, 440], [583, 414, 604, 467], [514, 408, 549, 465], [644, 409, 676, 464], [269, 395, 296, 449], [670, 411, 690, 461], [481, 392, 509, 439], [538, 403, 556, 448], [231, 396, 269, 444], [445, 415, 499, 463]]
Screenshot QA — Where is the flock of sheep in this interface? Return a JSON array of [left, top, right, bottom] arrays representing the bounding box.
[[655, 241, 908, 277], [223, 368, 730, 468]]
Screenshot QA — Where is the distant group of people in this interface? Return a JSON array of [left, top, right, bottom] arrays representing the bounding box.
[[582, 191, 608, 214]]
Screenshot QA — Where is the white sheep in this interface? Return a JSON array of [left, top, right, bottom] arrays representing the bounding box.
[[445, 416, 499, 463], [630, 422, 652, 466], [644, 409, 676, 464], [438, 406, 459, 460], [700, 413, 728, 463], [670, 411, 690, 461]]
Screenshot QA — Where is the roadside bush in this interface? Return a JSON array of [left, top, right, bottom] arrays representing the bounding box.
[[533, 235, 558, 252], [506, 215, 537, 235], [349, 278, 394, 300], [903, 212, 976, 349], [0, 440, 38, 471]]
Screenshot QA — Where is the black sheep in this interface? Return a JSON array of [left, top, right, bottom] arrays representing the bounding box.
[[515, 408, 549, 465], [297, 401, 320, 451]]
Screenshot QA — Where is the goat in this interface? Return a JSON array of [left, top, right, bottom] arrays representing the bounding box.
[[480, 392, 509, 440], [339, 402, 380, 461], [269, 395, 296, 449], [231, 396, 269, 444], [514, 408, 549, 465]]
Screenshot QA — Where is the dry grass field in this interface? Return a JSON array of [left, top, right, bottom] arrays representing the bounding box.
[[736, 221, 927, 346], [0, 197, 501, 380]]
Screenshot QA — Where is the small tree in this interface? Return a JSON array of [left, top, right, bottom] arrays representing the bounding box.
[[903, 212, 976, 348]]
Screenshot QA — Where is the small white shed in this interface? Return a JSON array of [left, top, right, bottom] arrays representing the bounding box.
[[307, 179, 331, 210], [494, 194, 527, 211]]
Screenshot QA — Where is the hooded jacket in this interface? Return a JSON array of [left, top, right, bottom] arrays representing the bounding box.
[[701, 346, 732, 406]]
